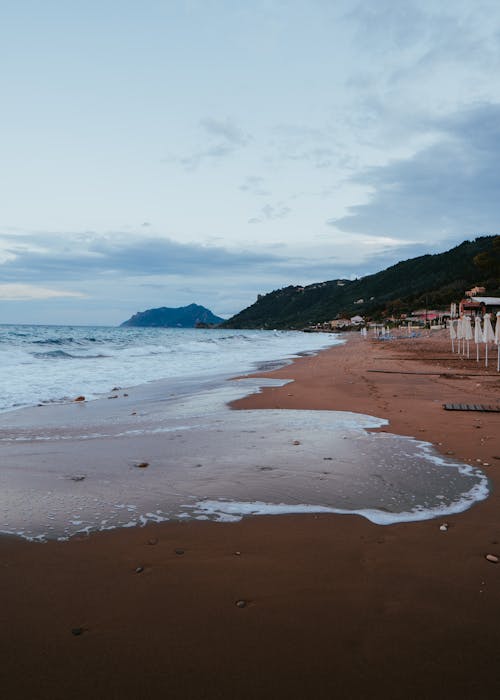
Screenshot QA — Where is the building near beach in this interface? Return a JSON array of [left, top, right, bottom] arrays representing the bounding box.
[[459, 295, 500, 317]]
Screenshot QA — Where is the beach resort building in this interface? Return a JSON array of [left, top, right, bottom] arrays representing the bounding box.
[[459, 292, 500, 317]]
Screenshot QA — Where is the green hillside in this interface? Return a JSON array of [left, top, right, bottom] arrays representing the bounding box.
[[222, 236, 499, 329], [121, 303, 224, 328]]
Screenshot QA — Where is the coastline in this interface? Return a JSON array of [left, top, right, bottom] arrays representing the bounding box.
[[2, 330, 500, 699]]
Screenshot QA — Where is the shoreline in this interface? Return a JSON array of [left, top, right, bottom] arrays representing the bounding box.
[[2, 331, 500, 699], [0, 333, 489, 540]]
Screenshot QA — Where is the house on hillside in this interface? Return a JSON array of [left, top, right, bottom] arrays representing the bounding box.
[[350, 315, 364, 325], [465, 286, 486, 297], [329, 318, 351, 329]]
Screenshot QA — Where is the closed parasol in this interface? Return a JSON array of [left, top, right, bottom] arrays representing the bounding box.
[[463, 315, 473, 359], [482, 313, 495, 368], [473, 316, 482, 363], [495, 312, 500, 372], [456, 316, 464, 355], [449, 318, 457, 353]]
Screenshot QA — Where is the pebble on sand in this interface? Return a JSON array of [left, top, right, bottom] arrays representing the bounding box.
[[135, 462, 149, 469], [439, 523, 449, 532], [135, 566, 144, 573], [292, 440, 301, 445], [235, 600, 247, 608], [74, 396, 85, 402], [71, 627, 84, 636], [485, 554, 499, 563]]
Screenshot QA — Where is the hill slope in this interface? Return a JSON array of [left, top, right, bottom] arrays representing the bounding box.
[[222, 236, 499, 329], [121, 303, 224, 328]]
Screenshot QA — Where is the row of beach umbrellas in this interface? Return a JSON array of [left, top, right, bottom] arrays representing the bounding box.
[[449, 312, 500, 371]]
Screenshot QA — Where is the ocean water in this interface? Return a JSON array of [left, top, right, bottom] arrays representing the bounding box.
[[0, 377, 489, 540], [0, 324, 340, 413], [0, 324, 489, 540]]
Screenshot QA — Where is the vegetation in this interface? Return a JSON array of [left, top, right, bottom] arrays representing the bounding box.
[[121, 303, 224, 328], [222, 236, 499, 329]]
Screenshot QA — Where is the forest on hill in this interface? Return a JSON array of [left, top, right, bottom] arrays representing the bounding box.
[[121, 303, 224, 328], [222, 236, 500, 329]]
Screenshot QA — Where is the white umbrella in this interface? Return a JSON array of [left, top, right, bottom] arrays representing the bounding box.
[[473, 316, 482, 363], [463, 315, 473, 359], [483, 313, 495, 368], [457, 317, 464, 355], [449, 319, 456, 353], [495, 311, 500, 372]]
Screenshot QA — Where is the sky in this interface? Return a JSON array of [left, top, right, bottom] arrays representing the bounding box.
[[1, 0, 500, 325]]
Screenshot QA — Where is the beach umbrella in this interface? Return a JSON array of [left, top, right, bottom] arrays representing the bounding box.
[[463, 315, 473, 359], [495, 312, 500, 372], [456, 317, 464, 355], [473, 316, 482, 363], [449, 319, 456, 353], [482, 313, 495, 368]]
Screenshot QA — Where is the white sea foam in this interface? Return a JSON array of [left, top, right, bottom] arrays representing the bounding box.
[[0, 324, 340, 412], [186, 477, 490, 525], [0, 382, 490, 541], [0, 326, 491, 541]]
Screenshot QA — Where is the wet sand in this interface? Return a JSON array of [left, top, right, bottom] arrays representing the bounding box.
[[1, 330, 500, 699]]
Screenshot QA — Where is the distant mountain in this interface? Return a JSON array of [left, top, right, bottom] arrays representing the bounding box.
[[221, 236, 499, 329], [121, 303, 224, 328]]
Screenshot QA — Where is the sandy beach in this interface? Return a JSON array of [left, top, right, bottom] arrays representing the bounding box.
[[2, 330, 500, 699]]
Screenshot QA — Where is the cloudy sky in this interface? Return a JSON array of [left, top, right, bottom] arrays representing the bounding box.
[[1, 0, 499, 325]]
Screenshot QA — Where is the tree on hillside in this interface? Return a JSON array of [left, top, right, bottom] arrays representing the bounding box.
[[473, 235, 500, 282]]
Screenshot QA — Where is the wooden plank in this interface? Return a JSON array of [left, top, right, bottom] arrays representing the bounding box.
[[443, 403, 500, 412], [368, 369, 493, 377]]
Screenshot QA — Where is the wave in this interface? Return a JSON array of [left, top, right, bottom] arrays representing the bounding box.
[[32, 350, 110, 360], [32, 337, 75, 345]]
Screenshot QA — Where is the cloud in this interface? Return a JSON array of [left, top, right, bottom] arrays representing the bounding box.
[[0, 283, 86, 300], [0, 232, 283, 283], [239, 176, 270, 196], [199, 118, 250, 147], [168, 117, 251, 170], [267, 123, 350, 170], [248, 202, 292, 224], [331, 103, 500, 245]]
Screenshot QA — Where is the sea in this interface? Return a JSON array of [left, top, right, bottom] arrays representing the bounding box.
[[0, 324, 490, 540], [0, 324, 338, 413]]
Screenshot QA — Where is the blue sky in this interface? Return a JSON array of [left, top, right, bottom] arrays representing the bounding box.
[[1, 0, 499, 324]]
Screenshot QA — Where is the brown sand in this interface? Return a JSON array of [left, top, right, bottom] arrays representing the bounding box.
[[1, 331, 500, 699]]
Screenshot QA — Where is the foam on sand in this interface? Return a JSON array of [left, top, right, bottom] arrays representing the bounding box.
[[0, 376, 490, 540]]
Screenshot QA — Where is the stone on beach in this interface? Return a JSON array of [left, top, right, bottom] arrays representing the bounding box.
[[485, 554, 499, 563], [74, 396, 85, 402], [135, 462, 149, 469]]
